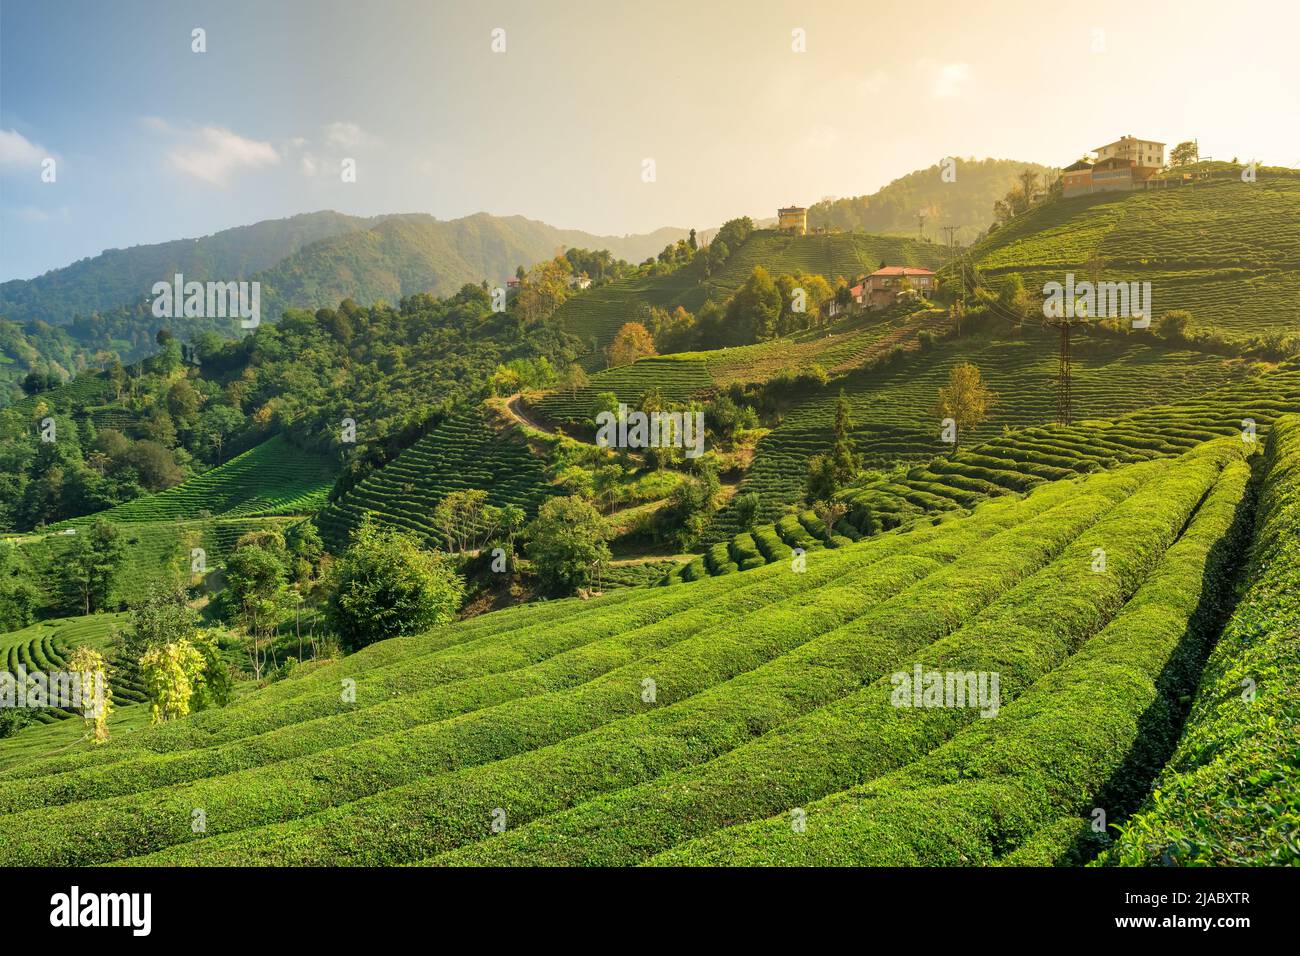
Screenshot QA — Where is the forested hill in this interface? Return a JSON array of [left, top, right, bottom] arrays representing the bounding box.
[[0, 211, 688, 328], [0, 211, 379, 326], [809, 158, 1057, 245], [252, 213, 688, 319]]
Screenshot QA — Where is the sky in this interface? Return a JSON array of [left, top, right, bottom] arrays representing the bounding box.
[[2, 0, 1299, 281]]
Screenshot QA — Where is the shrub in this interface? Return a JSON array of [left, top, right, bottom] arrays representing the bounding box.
[[326, 517, 464, 651]]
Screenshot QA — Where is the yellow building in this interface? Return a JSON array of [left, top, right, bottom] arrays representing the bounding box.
[[778, 205, 807, 235]]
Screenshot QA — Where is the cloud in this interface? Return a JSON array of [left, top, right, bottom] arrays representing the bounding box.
[[0, 128, 52, 170], [917, 60, 972, 98], [148, 120, 279, 185], [324, 121, 373, 150]]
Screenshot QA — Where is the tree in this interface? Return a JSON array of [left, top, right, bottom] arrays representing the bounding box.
[[125, 440, 182, 490], [325, 517, 464, 651], [224, 530, 293, 679], [560, 363, 589, 399], [607, 322, 657, 368], [813, 499, 849, 541], [933, 361, 998, 454], [733, 491, 761, 532], [433, 489, 498, 552], [124, 582, 199, 660], [526, 496, 611, 596], [726, 266, 783, 342], [67, 645, 112, 744], [1169, 141, 1198, 167], [514, 256, 572, 325], [139, 638, 206, 723], [658, 470, 720, 551], [64, 518, 125, 614], [807, 392, 859, 500]]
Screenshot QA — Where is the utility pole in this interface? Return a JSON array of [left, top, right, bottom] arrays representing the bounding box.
[[918, 211, 926, 242]]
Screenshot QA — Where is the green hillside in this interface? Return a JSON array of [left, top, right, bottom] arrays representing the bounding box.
[[316, 407, 559, 550], [972, 169, 1300, 345], [254, 214, 687, 322], [52, 435, 336, 528], [553, 230, 948, 360], [0, 211, 375, 326], [6, 516, 301, 611], [0, 436, 1260, 866], [810, 158, 1058, 245], [705, 329, 1255, 540], [0, 210, 686, 329]]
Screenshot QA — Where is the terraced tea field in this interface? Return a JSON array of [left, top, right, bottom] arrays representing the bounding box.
[[684, 304, 949, 387], [673, 364, 1300, 581], [704, 330, 1254, 540], [1098, 415, 1300, 866], [316, 407, 558, 549], [0, 615, 147, 726], [532, 357, 715, 424], [973, 172, 1300, 343], [52, 435, 336, 529], [0, 434, 1265, 866]]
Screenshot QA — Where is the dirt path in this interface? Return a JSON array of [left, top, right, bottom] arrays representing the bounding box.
[[502, 393, 562, 436]]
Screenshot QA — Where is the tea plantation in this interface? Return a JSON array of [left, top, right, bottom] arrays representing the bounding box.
[[316, 407, 559, 549], [972, 170, 1300, 344], [0, 430, 1280, 866]]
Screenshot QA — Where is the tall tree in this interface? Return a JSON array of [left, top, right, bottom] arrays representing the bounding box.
[[64, 518, 125, 615], [607, 322, 657, 368], [933, 362, 998, 454]]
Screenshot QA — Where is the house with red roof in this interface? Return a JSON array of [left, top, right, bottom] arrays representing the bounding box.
[[863, 266, 936, 309]]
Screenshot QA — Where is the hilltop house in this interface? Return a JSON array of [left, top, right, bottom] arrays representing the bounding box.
[[778, 206, 808, 235], [863, 267, 936, 309], [1062, 135, 1166, 197]]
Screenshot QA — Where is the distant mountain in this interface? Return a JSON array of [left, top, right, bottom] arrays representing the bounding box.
[[0, 211, 381, 326], [0, 211, 688, 327], [252, 213, 688, 318], [809, 158, 1057, 245]]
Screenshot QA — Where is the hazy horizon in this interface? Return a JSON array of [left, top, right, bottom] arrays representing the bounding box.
[[3, 0, 1298, 282]]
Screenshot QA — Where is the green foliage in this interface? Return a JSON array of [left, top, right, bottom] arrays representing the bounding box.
[[525, 496, 611, 595], [809, 159, 1056, 244], [139, 638, 207, 723], [325, 518, 464, 652], [1102, 416, 1300, 865], [62, 519, 125, 615]]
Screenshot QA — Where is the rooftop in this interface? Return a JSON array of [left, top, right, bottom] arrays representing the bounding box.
[[869, 266, 936, 277]]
